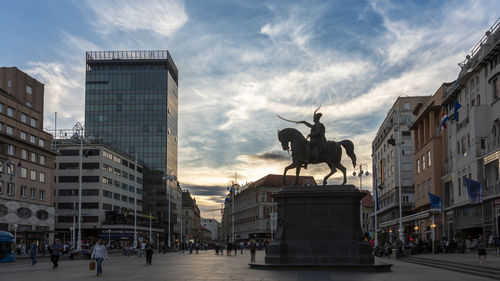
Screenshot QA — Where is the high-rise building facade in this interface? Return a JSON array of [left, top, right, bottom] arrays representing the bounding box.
[[372, 96, 427, 240], [0, 67, 57, 244], [84, 51, 179, 242]]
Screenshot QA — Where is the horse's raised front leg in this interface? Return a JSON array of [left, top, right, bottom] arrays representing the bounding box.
[[283, 162, 296, 185]]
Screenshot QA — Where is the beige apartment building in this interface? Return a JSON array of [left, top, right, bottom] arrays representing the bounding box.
[[407, 83, 450, 241], [0, 67, 57, 244]]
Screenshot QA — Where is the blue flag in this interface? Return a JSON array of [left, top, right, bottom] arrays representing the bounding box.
[[453, 100, 462, 121], [428, 192, 442, 211], [464, 178, 483, 204]]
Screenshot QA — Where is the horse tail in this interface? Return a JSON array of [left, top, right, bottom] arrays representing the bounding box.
[[339, 140, 356, 168]]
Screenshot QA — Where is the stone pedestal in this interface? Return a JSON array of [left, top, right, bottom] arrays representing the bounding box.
[[253, 185, 390, 271]]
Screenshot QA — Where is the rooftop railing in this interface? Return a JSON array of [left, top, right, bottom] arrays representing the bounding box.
[[86, 50, 170, 61]]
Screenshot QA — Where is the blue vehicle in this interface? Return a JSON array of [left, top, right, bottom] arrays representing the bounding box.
[[0, 231, 16, 262]]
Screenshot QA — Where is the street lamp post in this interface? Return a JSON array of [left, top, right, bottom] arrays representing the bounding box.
[[353, 164, 369, 236], [70, 227, 74, 249], [388, 118, 405, 243], [164, 170, 176, 249], [13, 224, 18, 243], [77, 126, 83, 252]]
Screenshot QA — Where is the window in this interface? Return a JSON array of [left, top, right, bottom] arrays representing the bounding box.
[[39, 139, 45, 147], [82, 162, 99, 169], [39, 172, 45, 183], [129, 197, 134, 204], [7, 145, 15, 155], [458, 178, 462, 196], [7, 183, 15, 195], [417, 184, 421, 199], [82, 189, 99, 196], [7, 107, 13, 117], [422, 181, 426, 197], [20, 186, 27, 197], [6, 126, 13, 135], [402, 131, 411, 139], [402, 163, 412, 171], [82, 176, 99, 182], [30, 118, 36, 127], [58, 189, 77, 196], [59, 176, 78, 182], [427, 150, 431, 167], [31, 152, 36, 162], [82, 202, 99, 209], [416, 159, 421, 173], [22, 149, 28, 160], [60, 149, 79, 156], [103, 203, 112, 210], [26, 101, 32, 108], [114, 156, 121, 164], [422, 155, 426, 170], [129, 186, 135, 193], [30, 188, 36, 199], [122, 183, 128, 190], [102, 177, 113, 185], [428, 178, 432, 194], [20, 131, 27, 140], [6, 164, 14, 176], [39, 190, 45, 201], [7, 80, 11, 87], [103, 151, 113, 160], [0, 181, 3, 194], [30, 170, 37, 181], [402, 148, 412, 155], [30, 135, 36, 143], [21, 113, 27, 123], [0, 104, 2, 113], [404, 102, 411, 110], [121, 195, 128, 202], [103, 190, 113, 198], [21, 167, 27, 179], [114, 193, 120, 200], [26, 85, 32, 94], [40, 155, 45, 165]]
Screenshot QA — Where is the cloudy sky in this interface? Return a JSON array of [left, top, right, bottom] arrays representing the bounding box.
[[1, 0, 498, 219]]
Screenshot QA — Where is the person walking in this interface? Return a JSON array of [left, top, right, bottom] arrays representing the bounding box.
[[29, 241, 37, 265], [234, 241, 238, 256], [91, 240, 109, 276], [477, 235, 487, 263], [50, 239, 63, 269], [240, 241, 244, 255], [141, 241, 146, 257], [145, 243, 153, 265], [250, 240, 256, 263]]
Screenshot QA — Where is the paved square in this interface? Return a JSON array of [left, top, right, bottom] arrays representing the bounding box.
[[0, 250, 495, 281]]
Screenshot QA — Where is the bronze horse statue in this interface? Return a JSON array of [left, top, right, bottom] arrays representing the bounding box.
[[277, 128, 356, 186]]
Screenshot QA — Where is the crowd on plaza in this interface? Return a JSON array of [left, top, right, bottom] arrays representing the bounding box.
[[371, 234, 500, 263]]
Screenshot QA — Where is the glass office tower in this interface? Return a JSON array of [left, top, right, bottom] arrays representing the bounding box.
[[84, 51, 178, 236]]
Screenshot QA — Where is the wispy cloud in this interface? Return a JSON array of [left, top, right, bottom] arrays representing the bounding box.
[[84, 0, 188, 38]]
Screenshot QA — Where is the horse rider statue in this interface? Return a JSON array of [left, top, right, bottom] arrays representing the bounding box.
[[297, 107, 326, 169]]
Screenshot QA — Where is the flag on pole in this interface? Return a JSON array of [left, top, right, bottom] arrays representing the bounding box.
[[428, 192, 442, 211], [465, 178, 483, 204], [440, 113, 449, 131], [453, 100, 462, 121]]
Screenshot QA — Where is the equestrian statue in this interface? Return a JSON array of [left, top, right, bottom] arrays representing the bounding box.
[[277, 106, 356, 186]]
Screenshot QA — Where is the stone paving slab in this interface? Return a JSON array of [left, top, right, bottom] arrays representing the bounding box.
[[0, 250, 495, 281]]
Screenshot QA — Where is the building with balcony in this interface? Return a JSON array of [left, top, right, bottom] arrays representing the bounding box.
[[372, 97, 427, 238], [0, 67, 57, 244], [441, 18, 500, 239], [222, 174, 316, 243], [53, 140, 163, 247]]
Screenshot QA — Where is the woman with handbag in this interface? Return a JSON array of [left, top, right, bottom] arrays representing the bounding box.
[[91, 240, 109, 276]]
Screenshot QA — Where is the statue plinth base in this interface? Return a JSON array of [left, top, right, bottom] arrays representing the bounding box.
[[250, 185, 391, 272]]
